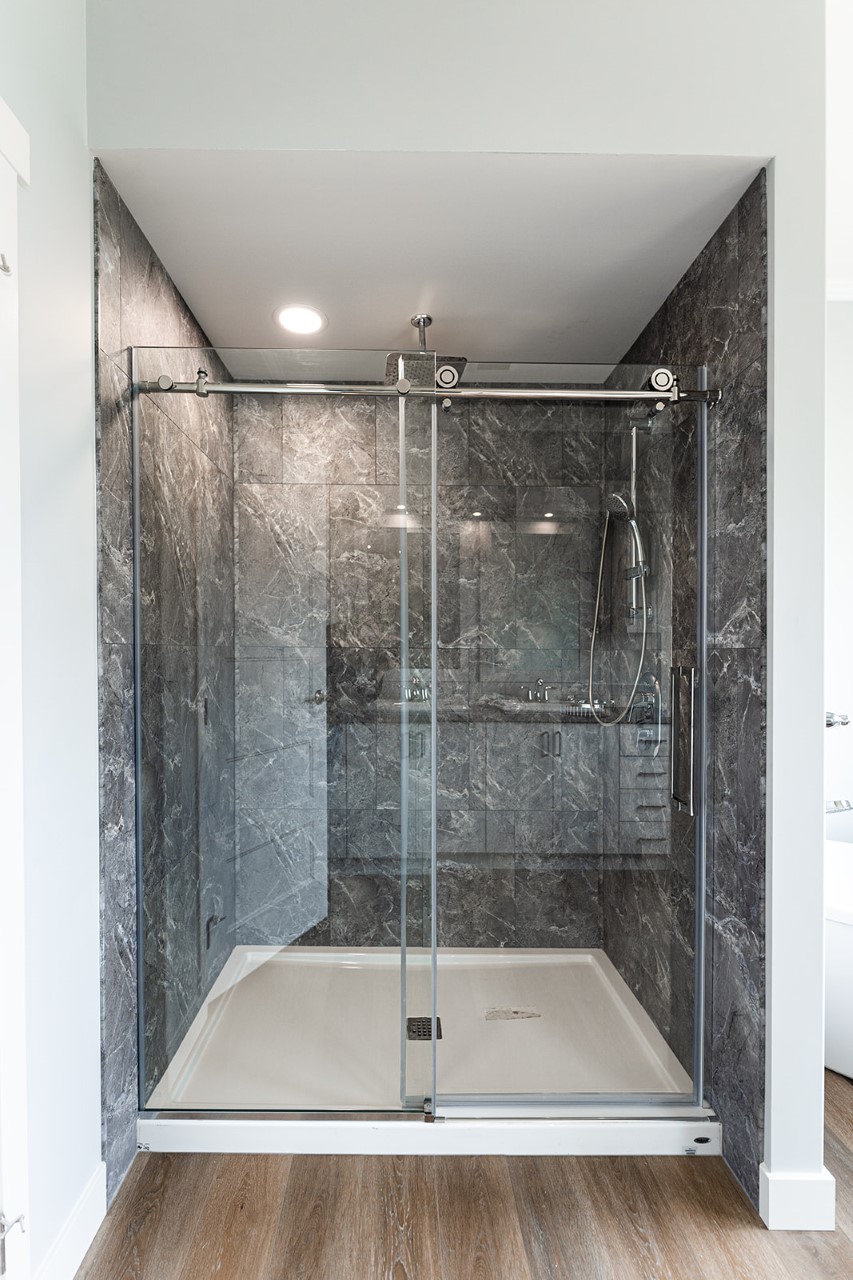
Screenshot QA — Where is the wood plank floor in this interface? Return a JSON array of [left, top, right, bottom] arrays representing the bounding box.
[[77, 1073, 853, 1279]]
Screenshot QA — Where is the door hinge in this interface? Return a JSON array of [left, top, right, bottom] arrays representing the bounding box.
[[0, 1213, 26, 1276]]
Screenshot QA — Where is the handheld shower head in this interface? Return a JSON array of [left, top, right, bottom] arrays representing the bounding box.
[[605, 492, 634, 520], [604, 492, 647, 568]]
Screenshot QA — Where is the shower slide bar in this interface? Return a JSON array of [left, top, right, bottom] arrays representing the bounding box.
[[141, 371, 721, 406]]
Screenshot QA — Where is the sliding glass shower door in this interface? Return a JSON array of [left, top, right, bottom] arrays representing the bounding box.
[[132, 347, 708, 1118], [430, 361, 706, 1111]]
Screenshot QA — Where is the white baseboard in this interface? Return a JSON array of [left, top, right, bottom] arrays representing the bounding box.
[[758, 1163, 836, 1230], [34, 1162, 106, 1280]]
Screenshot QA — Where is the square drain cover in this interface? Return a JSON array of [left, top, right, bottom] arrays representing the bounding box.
[[406, 1016, 442, 1040]]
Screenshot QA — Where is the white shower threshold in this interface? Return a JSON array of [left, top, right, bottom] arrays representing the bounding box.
[[140, 946, 720, 1158]]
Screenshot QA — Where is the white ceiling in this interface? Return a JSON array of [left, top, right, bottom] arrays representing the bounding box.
[[98, 150, 763, 364]]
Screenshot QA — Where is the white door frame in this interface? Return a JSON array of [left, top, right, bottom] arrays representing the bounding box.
[[0, 96, 31, 1280]]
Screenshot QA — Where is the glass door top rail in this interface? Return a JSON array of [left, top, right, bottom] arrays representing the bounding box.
[[139, 374, 719, 406]]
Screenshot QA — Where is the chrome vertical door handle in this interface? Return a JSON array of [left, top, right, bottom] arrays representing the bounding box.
[[670, 665, 697, 816], [826, 712, 850, 728]]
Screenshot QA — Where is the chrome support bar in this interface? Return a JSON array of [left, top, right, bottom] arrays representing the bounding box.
[[140, 377, 720, 405]]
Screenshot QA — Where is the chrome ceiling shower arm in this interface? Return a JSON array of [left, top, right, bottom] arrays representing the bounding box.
[[411, 313, 432, 353]]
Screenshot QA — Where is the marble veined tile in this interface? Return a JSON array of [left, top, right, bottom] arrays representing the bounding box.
[[282, 394, 375, 484]]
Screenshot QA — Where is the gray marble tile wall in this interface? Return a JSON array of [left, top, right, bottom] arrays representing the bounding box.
[[613, 171, 768, 1204], [597, 395, 694, 1075], [94, 162, 236, 1199], [233, 393, 613, 952]]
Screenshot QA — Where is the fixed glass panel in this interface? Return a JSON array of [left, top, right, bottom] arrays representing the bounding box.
[[432, 361, 704, 1107], [134, 347, 435, 1113]]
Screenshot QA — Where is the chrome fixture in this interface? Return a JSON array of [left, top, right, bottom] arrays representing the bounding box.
[[564, 697, 614, 721], [411, 313, 432, 352], [436, 353, 468, 389], [141, 374, 720, 407], [520, 678, 554, 702], [649, 367, 676, 393], [588, 491, 649, 726], [405, 675, 431, 703], [671, 666, 697, 815], [604, 492, 648, 573], [634, 672, 664, 755], [409, 315, 468, 389], [827, 711, 850, 728]]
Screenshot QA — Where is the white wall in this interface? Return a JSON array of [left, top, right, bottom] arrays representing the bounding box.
[[826, 1, 853, 828], [825, 303, 853, 803], [828, 0, 853, 296], [86, 0, 809, 162], [0, 1, 104, 1275]]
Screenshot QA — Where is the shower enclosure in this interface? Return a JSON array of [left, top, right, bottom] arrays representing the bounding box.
[[131, 343, 712, 1122]]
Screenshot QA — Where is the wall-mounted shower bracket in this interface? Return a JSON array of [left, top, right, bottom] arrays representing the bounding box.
[[677, 387, 722, 406]]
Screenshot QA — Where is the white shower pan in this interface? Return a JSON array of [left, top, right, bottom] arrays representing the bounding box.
[[149, 946, 691, 1110], [139, 947, 719, 1158]]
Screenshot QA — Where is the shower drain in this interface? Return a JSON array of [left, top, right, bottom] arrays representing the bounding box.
[[406, 1016, 442, 1040]]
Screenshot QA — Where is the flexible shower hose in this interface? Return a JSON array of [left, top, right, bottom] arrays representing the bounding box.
[[588, 512, 648, 727]]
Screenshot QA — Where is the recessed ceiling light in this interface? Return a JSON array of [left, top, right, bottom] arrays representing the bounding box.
[[472, 510, 482, 517], [544, 512, 554, 518], [396, 504, 406, 511], [276, 304, 327, 335]]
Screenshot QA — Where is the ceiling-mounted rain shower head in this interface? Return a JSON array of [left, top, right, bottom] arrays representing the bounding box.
[[385, 313, 468, 390], [383, 351, 436, 387]]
